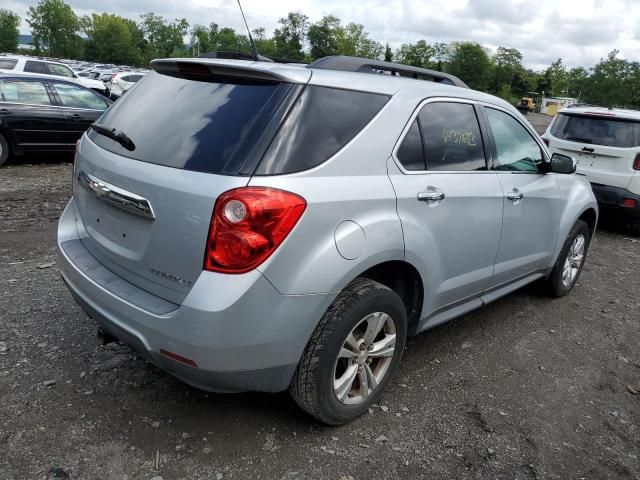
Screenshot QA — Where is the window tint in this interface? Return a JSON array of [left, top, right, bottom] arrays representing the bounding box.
[[46, 63, 74, 77], [0, 80, 51, 105], [53, 83, 108, 110], [397, 119, 425, 170], [24, 60, 46, 74], [0, 58, 18, 69], [129, 75, 143, 82], [485, 108, 543, 172], [88, 70, 297, 175], [256, 86, 389, 174], [551, 113, 640, 148], [417, 102, 486, 171]]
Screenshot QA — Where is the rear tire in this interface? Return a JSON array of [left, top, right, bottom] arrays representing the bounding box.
[[290, 278, 407, 425], [546, 220, 591, 297], [0, 133, 9, 167]]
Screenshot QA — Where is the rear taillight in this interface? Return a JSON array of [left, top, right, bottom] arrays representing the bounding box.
[[111, 73, 117, 80], [633, 153, 640, 171], [204, 187, 306, 274]]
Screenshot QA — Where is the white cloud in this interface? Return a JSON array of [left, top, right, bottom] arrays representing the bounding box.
[[7, 0, 640, 70]]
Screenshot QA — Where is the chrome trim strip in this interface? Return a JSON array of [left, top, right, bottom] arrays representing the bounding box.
[[78, 171, 155, 220]]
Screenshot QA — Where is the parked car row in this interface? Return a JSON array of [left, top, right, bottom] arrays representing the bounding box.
[[0, 54, 147, 100], [0, 74, 112, 166]]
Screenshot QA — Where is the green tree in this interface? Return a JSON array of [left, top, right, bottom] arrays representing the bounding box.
[[252, 27, 277, 58], [273, 12, 308, 60], [384, 43, 392, 62], [82, 13, 142, 65], [431, 42, 449, 71], [547, 58, 568, 96], [336, 22, 382, 59], [566, 66, 589, 99], [140, 12, 189, 60], [447, 42, 492, 91], [395, 40, 433, 68], [307, 15, 340, 59], [190, 24, 212, 55], [0, 9, 20, 53], [27, 0, 80, 57], [491, 46, 524, 95], [585, 50, 635, 107]]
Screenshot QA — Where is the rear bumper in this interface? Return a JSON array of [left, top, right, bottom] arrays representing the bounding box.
[[58, 199, 335, 393], [590, 183, 640, 217]]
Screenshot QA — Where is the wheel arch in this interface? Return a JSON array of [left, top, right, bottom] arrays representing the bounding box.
[[349, 260, 424, 335]]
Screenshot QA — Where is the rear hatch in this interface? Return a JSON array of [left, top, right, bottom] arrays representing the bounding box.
[[548, 111, 640, 189], [73, 60, 308, 304]]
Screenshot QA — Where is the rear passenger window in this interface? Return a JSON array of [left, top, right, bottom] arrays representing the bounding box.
[[256, 86, 389, 175], [0, 80, 51, 105], [418, 102, 486, 171], [24, 61, 46, 74], [397, 119, 425, 170]]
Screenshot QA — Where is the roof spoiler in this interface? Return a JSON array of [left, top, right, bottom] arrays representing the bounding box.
[[150, 58, 309, 84], [307, 56, 468, 88]]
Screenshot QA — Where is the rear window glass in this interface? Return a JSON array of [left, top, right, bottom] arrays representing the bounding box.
[[87, 70, 297, 175], [551, 113, 640, 148], [256, 86, 389, 175]]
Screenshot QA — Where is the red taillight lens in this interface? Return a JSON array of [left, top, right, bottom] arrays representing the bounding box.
[[633, 153, 640, 171], [204, 187, 307, 274], [622, 198, 637, 208]]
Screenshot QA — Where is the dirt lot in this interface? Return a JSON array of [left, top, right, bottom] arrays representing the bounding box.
[[1, 119, 639, 480]]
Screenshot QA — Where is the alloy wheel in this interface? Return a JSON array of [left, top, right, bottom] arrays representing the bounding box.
[[333, 312, 396, 405], [562, 233, 585, 288]]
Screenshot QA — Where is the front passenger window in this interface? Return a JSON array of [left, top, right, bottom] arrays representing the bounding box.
[[485, 108, 544, 172]]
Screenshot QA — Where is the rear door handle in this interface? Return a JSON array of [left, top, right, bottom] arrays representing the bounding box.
[[506, 189, 524, 201], [417, 187, 445, 202], [0, 108, 11, 115], [69, 113, 82, 121]]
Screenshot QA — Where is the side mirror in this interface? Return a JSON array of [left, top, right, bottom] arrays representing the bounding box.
[[549, 153, 576, 174]]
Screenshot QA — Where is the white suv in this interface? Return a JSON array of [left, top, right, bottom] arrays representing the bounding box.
[[543, 106, 640, 234], [0, 56, 108, 96]]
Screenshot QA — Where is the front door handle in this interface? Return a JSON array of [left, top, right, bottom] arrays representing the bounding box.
[[69, 113, 82, 121], [0, 108, 11, 115], [506, 189, 524, 201], [417, 187, 445, 202]]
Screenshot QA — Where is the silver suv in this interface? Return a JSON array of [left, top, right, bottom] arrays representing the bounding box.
[[58, 56, 598, 424]]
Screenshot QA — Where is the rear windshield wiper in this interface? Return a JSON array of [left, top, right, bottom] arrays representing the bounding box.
[[90, 123, 136, 151]]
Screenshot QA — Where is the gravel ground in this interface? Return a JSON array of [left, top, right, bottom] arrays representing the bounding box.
[[1, 117, 639, 480]]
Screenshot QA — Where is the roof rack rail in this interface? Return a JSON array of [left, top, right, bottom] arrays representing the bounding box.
[[307, 56, 468, 88]]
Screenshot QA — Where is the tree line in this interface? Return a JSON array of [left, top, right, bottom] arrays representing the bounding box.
[[0, 0, 639, 109]]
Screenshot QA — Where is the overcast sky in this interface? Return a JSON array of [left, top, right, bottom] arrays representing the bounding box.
[[6, 0, 640, 70]]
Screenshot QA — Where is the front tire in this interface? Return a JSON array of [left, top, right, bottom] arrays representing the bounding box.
[[290, 278, 407, 425], [0, 133, 9, 167], [546, 220, 591, 297]]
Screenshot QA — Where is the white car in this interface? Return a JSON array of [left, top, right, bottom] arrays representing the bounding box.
[[0, 56, 108, 96], [107, 72, 145, 98], [542, 106, 640, 234]]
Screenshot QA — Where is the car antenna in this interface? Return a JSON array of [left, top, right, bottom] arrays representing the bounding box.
[[236, 0, 259, 61]]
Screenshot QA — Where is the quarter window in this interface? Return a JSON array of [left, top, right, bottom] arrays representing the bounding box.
[[0, 58, 18, 69], [53, 83, 108, 110], [0, 80, 51, 105], [418, 102, 486, 171], [397, 119, 425, 170], [485, 108, 543, 172]]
